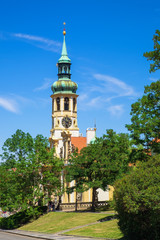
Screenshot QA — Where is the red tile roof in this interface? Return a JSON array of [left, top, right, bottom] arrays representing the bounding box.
[[71, 137, 87, 152]]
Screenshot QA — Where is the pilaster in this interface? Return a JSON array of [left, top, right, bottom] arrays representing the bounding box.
[[70, 96, 73, 115], [54, 97, 56, 112], [61, 96, 64, 115]]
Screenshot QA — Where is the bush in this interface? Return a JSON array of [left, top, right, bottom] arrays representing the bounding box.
[[0, 206, 47, 229], [114, 155, 160, 240]]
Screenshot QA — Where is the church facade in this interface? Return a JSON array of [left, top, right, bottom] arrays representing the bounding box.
[[49, 28, 113, 209]]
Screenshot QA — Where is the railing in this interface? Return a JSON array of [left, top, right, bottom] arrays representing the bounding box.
[[59, 201, 108, 211]]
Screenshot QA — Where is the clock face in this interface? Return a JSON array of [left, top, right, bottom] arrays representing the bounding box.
[[62, 117, 72, 128]]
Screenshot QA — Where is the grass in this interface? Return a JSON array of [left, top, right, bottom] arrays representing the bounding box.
[[19, 211, 114, 234], [65, 219, 123, 239]]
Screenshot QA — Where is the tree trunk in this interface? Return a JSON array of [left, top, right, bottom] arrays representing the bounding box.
[[38, 196, 43, 206], [56, 195, 62, 210], [91, 187, 97, 212]]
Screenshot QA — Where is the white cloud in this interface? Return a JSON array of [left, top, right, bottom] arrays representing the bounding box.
[[87, 97, 101, 107], [36, 97, 50, 106], [77, 72, 137, 115], [34, 78, 53, 91], [11, 94, 36, 107], [78, 93, 88, 102], [149, 77, 159, 81], [12, 33, 61, 53], [13, 33, 61, 46], [0, 92, 52, 114], [0, 97, 19, 113], [0, 94, 38, 113], [107, 105, 124, 116], [93, 74, 135, 97]]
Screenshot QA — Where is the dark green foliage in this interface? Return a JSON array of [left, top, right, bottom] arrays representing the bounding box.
[[143, 30, 160, 73], [0, 206, 47, 229], [114, 155, 160, 240], [66, 129, 131, 211], [126, 80, 160, 156], [127, 30, 160, 159], [0, 130, 63, 211], [1, 129, 33, 169]]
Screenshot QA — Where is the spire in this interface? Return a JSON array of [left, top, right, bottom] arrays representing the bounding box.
[[58, 22, 71, 63], [61, 35, 68, 56], [51, 23, 78, 94], [61, 22, 67, 56]]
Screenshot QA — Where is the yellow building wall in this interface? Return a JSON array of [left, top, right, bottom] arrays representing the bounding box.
[[108, 185, 114, 200], [62, 184, 113, 204], [82, 189, 91, 202]]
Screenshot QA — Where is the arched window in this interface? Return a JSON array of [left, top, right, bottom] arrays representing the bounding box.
[[64, 97, 69, 111], [62, 66, 65, 73], [58, 66, 61, 74], [73, 98, 76, 112], [64, 66, 67, 73], [56, 97, 60, 111]]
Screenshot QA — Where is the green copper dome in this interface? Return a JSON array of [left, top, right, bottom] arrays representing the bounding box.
[[51, 28, 78, 95], [51, 80, 78, 94]]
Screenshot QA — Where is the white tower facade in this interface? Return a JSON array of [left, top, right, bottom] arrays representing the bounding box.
[[49, 28, 79, 160]]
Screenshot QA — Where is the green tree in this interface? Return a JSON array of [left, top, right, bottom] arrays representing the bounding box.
[[1, 129, 33, 168], [114, 154, 160, 240], [33, 135, 63, 206], [0, 165, 18, 211], [126, 81, 160, 156], [0, 130, 35, 210], [0, 130, 63, 211], [126, 30, 160, 158], [143, 30, 160, 73], [66, 129, 131, 211]]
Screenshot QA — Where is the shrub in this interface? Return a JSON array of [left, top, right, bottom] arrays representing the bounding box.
[[114, 155, 160, 240], [0, 206, 47, 229]]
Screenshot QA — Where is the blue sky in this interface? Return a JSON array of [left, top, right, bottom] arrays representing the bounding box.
[[0, 0, 160, 153]]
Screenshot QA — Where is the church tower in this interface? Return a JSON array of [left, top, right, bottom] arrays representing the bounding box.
[[49, 24, 79, 160], [49, 25, 111, 207]]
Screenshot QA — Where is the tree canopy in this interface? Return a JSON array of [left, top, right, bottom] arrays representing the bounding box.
[[114, 30, 160, 239], [0, 130, 63, 211], [114, 154, 160, 240], [66, 129, 131, 211], [144, 30, 160, 73], [126, 81, 160, 155]]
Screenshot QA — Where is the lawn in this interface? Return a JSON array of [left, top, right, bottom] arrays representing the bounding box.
[[19, 211, 114, 234], [65, 219, 123, 239]]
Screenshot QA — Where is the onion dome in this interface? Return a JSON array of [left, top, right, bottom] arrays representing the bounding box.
[[51, 80, 78, 94]]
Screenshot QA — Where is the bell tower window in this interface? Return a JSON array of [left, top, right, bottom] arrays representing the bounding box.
[[64, 97, 69, 111], [56, 97, 60, 111], [58, 66, 62, 74], [73, 98, 76, 112]]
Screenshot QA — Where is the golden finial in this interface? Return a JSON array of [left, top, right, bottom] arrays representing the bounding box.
[[63, 22, 66, 35]]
